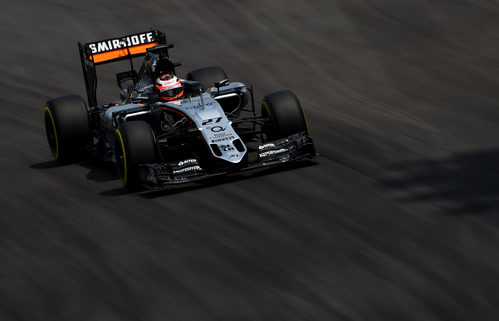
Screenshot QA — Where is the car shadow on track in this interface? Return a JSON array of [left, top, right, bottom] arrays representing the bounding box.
[[30, 158, 120, 188], [378, 148, 499, 215], [30, 160, 60, 169], [80, 160, 119, 183], [31, 158, 119, 182], [30, 157, 318, 197]]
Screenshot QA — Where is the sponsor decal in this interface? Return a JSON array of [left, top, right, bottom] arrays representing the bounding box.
[[259, 143, 276, 150], [210, 126, 226, 132], [220, 145, 235, 152], [211, 136, 234, 143], [201, 117, 223, 126], [185, 101, 214, 109], [170, 177, 189, 183], [177, 159, 198, 167], [88, 32, 155, 54], [168, 100, 182, 106], [259, 148, 288, 158], [173, 165, 202, 174]]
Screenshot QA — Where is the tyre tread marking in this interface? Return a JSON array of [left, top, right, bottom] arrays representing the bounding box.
[[44, 106, 59, 160], [299, 105, 311, 135], [262, 101, 272, 117], [115, 129, 128, 186]]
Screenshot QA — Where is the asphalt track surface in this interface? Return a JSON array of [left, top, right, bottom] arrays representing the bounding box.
[[1, 1, 499, 320]]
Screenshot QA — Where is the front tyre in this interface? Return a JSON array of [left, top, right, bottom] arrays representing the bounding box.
[[261, 90, 310, 139], [44, 95, 91, 164], [114, 121, 158, 191]]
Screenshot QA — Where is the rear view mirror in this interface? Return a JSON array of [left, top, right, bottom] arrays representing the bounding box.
[[214, 79, 230, 89]]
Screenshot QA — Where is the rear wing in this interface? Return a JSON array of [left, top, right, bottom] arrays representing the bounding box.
[[78, 30, 167, 106]]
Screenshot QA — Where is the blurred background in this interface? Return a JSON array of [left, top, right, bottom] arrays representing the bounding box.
[[1, 0, 499, 320]]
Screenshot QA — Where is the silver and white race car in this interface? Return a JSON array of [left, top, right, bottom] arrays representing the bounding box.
[[43, 30, 316, 190]]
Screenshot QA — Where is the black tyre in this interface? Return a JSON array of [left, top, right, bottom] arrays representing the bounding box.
[[114, 121, 158, 190], [261, 90, 310, 139], [44, 95, 91, 163], [186, 66, 228, 89]]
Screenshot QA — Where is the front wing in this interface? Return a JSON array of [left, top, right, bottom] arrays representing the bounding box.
[[140, 132, 316, 188]]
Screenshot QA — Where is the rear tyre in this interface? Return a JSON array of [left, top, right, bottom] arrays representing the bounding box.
[[261, 90, 310, 139], [186, 66, 228, 90], [114, 121, 158, 191], [44, 95, 91, 164]]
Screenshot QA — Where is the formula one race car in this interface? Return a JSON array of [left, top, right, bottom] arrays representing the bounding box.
[[44, 30, 316, 190]]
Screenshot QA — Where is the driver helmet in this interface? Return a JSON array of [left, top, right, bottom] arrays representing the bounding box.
[[156, 74, 183, 101]]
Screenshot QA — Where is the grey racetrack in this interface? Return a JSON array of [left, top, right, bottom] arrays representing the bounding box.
[[1, 1, 499, 320]]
